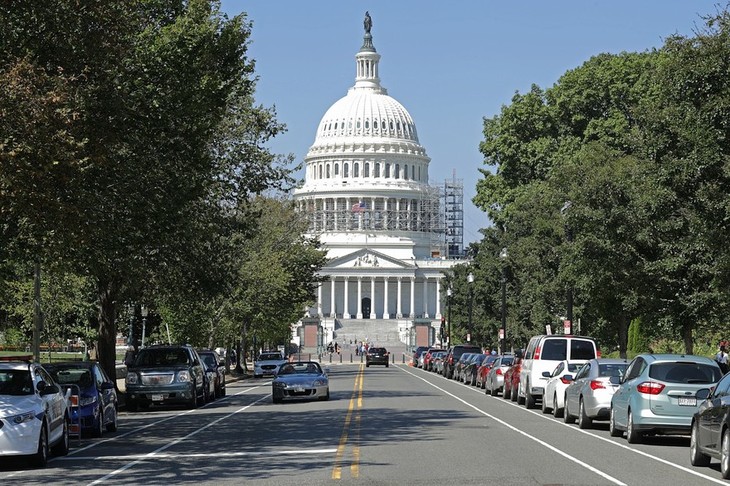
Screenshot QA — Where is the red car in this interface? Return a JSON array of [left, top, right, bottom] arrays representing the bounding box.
[[423, 348, 445, 371], [476, 354, 499, 389], [503, 358, 522, 401]]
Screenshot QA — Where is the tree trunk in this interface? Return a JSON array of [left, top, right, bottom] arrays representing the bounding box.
[[617, 315, 629, 359], [682, 321, 694, 355], [97, 279, 118, 390]]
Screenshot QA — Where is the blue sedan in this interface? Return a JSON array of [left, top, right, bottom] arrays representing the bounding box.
[[609, 353, 721, 443]]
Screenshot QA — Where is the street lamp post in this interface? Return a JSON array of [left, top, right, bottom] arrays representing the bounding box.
[[446, 286, 453, 348], [467, 272, 474, 343], [140, 306, 148, 348], [561, 201, 574, 334], [500, 247, 508, 354]]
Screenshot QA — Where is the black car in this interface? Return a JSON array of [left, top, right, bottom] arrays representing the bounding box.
[[366, 347, 390, 367], [125, 344, 206, 411], [691, 372, 730, 478], [443, 344, 482, 379], [463, 353, 488, 386], [197, 349, 226, 399]]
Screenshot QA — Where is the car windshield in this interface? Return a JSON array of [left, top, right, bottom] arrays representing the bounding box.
[[200, 354, 217, 368], [500, 357, 514, 366], [0, 369, 33, 396], [278, 363, 321, 375], [46, 367, 93, 388], [134, 348, 190, 366], [649, 362, 722, 384], [259, 353, 283, 361], [598, 363, 628, 378]]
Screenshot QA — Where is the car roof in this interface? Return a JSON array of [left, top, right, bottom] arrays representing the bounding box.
[[638, 353, 716, 364], [591, 358, 628, 365], [0, 362, 31, 371]]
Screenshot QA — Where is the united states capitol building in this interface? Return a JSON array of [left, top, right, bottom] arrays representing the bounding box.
[[292, 13, 465, 351]]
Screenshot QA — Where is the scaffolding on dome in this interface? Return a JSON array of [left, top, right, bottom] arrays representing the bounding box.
[[443, 177, 464, 258]]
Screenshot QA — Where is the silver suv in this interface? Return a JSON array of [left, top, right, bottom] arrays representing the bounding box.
[[518, 335, 598, 409]]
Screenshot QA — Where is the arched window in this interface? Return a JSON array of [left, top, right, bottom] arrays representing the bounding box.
[[365, 120, 369, 129], [404, 165, 409, 180], [334, 164, 339, 176], [364, 163, 370, 177], [395, 164, 400, 179], [344, 163, 349, 178], [354, 163, 360, 177], [374, 120, 378, 130], [326, 164, 331, 178], [418, 166, 421, 181], [374, 163, 380, 178], [357, 120, 361, 129], [318, 165, 323, 179], [385, 163, 390, 178]]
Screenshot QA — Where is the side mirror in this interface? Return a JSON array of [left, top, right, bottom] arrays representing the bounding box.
[[563, 374, 573, 382], [542, 371, 551, 378], [40, 383, 60, 395], [100, 382, 115, 391], [609, 376, 621, 385], [36, 380, 47, 393], [696, 388, 711, 400]]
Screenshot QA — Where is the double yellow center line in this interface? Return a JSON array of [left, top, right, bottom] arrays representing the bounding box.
[[331, 364, 364, 480]]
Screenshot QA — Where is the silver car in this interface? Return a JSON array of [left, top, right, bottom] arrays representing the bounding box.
[[610, 354, 721, 443], [564, 358, 628, 428], [254, 351, 288, 378], [271, 361, 329, 403], [485, 355, 514, 396]]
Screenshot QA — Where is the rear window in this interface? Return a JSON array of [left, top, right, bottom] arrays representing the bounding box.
[[135, 348, 190, 366], [454, 346, 481, 359], [598, 363, 628, 378], [649, 362, 722, 384], [541, 339, 567, 360], [370, 348, 387, 354], [500, 357, 514, 366], [571, 340, 596, 360]]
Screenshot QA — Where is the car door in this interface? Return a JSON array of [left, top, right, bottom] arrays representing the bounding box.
[[612, 357, 646, 428], [698, 372, 730, 450], [35, 366, 65, 443], [566, 362, 590, 413], [94, 364, 116, 422], [545, 361, 565, 408]]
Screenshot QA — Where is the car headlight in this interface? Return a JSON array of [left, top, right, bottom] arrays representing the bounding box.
[[9, 411, 36, 425], [176, 370, 191, 382], [125, 373, 139, 385], [80, 395, 98, 407], [312, 379, 327, 386], [273, 382, 286, 388]]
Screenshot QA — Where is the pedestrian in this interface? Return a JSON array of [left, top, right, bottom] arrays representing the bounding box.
[[716, 344, 729, 374]]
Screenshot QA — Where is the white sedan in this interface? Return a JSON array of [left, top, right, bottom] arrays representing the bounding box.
[[253, 351, 288, 378], [540, 360, 586, 418], [0, 359, 70, 467]]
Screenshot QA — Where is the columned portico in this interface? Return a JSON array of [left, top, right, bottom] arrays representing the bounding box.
[[356, 277, 363, 319], [383, 278, 390, 319]]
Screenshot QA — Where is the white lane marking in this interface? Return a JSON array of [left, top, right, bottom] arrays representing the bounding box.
[[58, 448, 338, 461], [64, 383, 268, 458], [400, 366, 626, 486], [413, 367, 728, 485], [86, 392, 271, 485]]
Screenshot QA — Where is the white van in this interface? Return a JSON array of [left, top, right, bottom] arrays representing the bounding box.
[[518, 335, 599, 409]]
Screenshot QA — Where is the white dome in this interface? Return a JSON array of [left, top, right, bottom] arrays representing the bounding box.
[[312, 91, 419, 146]]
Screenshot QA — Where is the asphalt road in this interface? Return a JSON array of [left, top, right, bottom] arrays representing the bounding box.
[[2, 363, 728, 485]]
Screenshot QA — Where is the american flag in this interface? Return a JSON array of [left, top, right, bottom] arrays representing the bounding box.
[[351, 201, 367, 213]]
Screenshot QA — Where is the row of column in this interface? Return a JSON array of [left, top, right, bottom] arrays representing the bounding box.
[[316, 275, 442, 320]]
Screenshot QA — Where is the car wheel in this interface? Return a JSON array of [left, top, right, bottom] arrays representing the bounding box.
[[541, 394, 550, 414], [609, 407, 622, 437], [272, 391, 282, 404], [188, 383, 198, 409], [485, 380, 492, 395], [525, 388, 536, 409], [626, 410, 641, 444], [319, 389, 330, 401], [553, 393, 563, 418], [578, 398, 592, 429], [127, 398, 138, 412], [32, 424, 49, 468], [51, 416, 70, 456], [517, 389, 525, 405], [503, 383, 511, 400], [722, 428, 730, 479], [92, 408, 103, 438], [563, 400, 575, 424], [386, 363, 389, 368], [106, 405, 118, 432], [690, 420, 711, 467], [366, 363, 370, 368], [511, 387, 518, 402]]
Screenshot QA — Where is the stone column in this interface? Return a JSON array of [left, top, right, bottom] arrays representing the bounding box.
[[422, 277, 429, 318], [435, 277, 442, 319], [356, 277, 363, 319], [409, 276, 415, 318], [344, 278, 350, 319], [330, 277, 336, 318], [383, 278, 390, 319], [396, 277, 402, 318], [317, 283, 323, 317], [370, 277, 376, 319]]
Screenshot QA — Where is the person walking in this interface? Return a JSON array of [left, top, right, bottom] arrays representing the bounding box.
[[716, 344, 729, 374]]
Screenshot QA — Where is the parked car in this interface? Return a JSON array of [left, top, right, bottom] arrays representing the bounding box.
[[0, 358, 70, 467], [519, 335, 599, 408], [442, 344, 482, 379], [254, 351, 288, 379], [690, 372, 730, 478], [454, 353, 477, 382], [462, 354, 487, 385], [563, 358, 629, 427], [432, 351, 446, 374], [610, 353, 722, 443], [197, 349, 226, 398], [423, 348, 445, 371], [366, 347, 390, 367], [44, 361, 118, 437], [540, 360, 586, 418], [475, 354, 499, 388], [485, 355, 515, 396], [125, 344, 206, 411], [272, 361, 329, 403], [503, 356, 522, 401], [412, 346, 430, 367]]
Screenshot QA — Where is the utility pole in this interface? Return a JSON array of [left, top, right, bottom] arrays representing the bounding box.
[[32, 262, 43, 362]]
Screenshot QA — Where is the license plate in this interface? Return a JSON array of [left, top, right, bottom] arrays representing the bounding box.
[[294, 387, 304, 393], [151, 394, 164, 402], [678, 397, 696, 406]]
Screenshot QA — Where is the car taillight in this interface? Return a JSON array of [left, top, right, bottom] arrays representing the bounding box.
[[560, 376, 571, 385], [589, 380, 605, 390], [534, 346, 541, 360], [597, 349, 602, 358], [636, 381, 665, 395], [496, 369, 503, 375]]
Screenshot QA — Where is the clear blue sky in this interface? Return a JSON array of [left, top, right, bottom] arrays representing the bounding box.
[[221, 1, 717, 244]]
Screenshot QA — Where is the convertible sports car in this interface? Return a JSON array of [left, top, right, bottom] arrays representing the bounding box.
[[271, 361, 329, 403]]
